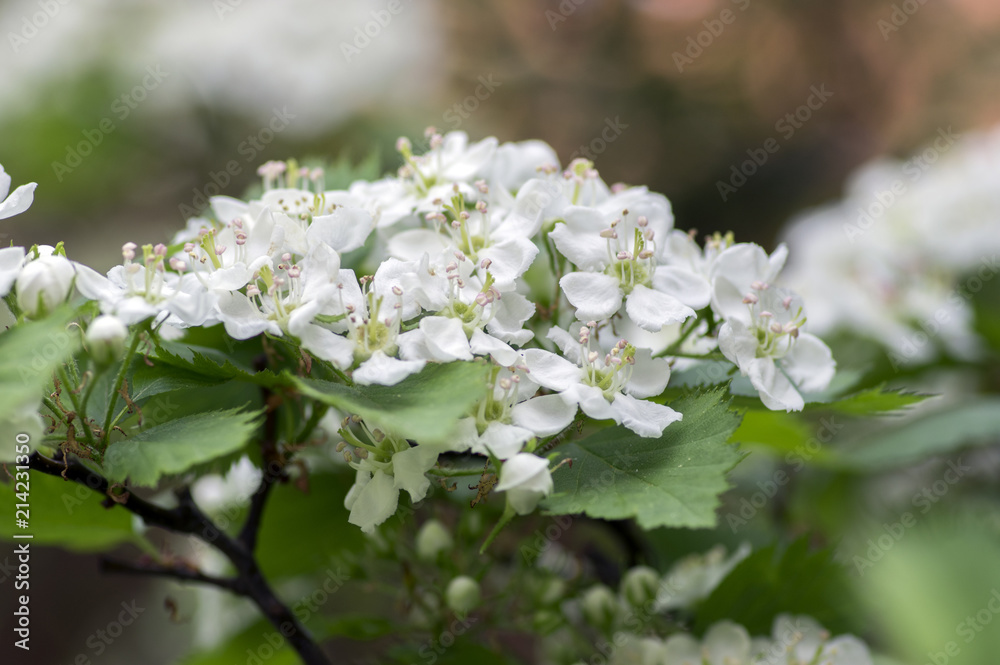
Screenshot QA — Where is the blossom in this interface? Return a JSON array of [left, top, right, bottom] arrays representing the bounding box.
[[550, 185, 699, 331], [0, 164, 36, 221], [718, 285, 834, 412], [85, 315, 129, 364], [16, 253, 76, 318], [495, 452, 554, 515], [524, 323, 682, 438]]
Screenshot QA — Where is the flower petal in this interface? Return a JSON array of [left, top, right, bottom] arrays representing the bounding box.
[[347, 469, 399, 533], [781, 332, 835, 394], [747, 357, 804, 412], [653, 265, 712, 310], [625, 283, 695, 332], [0, 183, 37, 220], [611, 393, 682, 437], [353, 350, 426, 386], [561, 272, 623, 322], [511, 394, 577, 437], [419, 316, 472, 361]]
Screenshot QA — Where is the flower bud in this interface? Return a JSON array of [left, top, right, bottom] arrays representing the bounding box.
[[445, 576, 480, 614], [495, 453, 554, 515], [581, 585, 619, 629], [621, 566, 661, 608], [16, 255, 75, 318], [86, 315, 128, 364], [415, 519, 454, 562]]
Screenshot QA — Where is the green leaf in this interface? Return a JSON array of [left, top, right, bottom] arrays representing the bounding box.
[[0, 306, 78, 420], [832, 398, 1000, 470], [103, 408, 262, 486], [180, 620, 299, 665], [256, 471, 365, 580], [153, 341, 287, 388], [0, 469, 138, 552], [694, 539, 860, 635], [542, 388, 744, 530], [293, 361, 489, 444], [804, 384, 929, 416]]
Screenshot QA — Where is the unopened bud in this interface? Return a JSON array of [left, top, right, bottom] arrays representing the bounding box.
[[415, 519, 454, 562], [445, 576, 481, 615]]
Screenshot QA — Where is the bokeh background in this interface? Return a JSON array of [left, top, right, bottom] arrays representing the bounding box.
[[2, 0, 1000, 663]]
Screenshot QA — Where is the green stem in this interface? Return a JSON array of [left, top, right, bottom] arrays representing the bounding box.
[[479, 503, 516, 554], [57, 365, 96, 447], [102, 331, 143, 446]]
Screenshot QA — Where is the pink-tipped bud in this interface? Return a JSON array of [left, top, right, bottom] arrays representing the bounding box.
[[782, 296, 793, 310], [743, 293, 759, 305], [616, 251, 632, 261], [637, 216, 648, 228], [392, 285, 403, 296], [169, 258, 187, 273], [600, 229, 617, 239]]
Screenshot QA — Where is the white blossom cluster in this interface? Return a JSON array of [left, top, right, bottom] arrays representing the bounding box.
[[0, 135, 835, 527], [781, 124, 1000, 367], [597, 615, 874, 665]]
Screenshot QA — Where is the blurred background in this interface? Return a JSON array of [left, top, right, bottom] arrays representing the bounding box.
[[2, 0, 1000, 663]]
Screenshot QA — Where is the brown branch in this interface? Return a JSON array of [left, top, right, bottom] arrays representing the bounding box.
[[28, 452, 331, 665]]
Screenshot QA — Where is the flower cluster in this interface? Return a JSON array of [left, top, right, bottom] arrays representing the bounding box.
[[0, 135, 834, 527], [781, 124, 1000, 367]]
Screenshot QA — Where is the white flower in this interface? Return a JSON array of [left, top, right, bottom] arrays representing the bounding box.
[[758, 615, 874, 665], [342, 429, 460, 533], [85, 315, 128, 364], [663, 621, 753, 665], [16, 254, 76, 317], [0, 246, 26, 297], [523, 324, 682, 438], [710, 242, 789, 323], [476, 139, 560, 194], [495, 452, 554, 515], [655, 543, 751, 611], [75, 244, 216, 327], [0, 164, 36, 221], [718, 286, 834, 412], [550, 187, 698, 331]]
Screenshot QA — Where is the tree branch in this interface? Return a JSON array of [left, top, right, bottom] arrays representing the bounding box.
[[100, 557, 245, 594], [28, 451, 331, 665]]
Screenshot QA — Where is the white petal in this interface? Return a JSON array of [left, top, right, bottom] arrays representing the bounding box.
[[624, 348, 672, 398], [392, 445, 439, 503], [564, 383, 616, 422], [625, 284, 695, 332], [611, 393, 682, 437], [561, 272, 622, 322], [294, 324, 356, 369], [306, 207, 373, 254], [747, 357, 804, 412], [216, 292, 276, 339], [0, 246, 26, 296], [545, 325, 582, 364], [653, 266, 712, 310], [781, 332, 835, 394], [662, 634, 702, 663], [397, 328, 433, 362], [522, 349, 581, 391], [477, 237, 538, 286], [353, 351, 426, 386], [717, 320, 758, 371], [511, 394, 577, 436], [821, 636, 874, 665], [549, 209, 609, 269], [0, 165, 10, 200], [477, 422, 534, 459], [347, 470, 399, 533], [419, 316, 472, 362], [440, 134, 498, 181], [387, 228, 448, 263], [495, 452, 553, 506], [703, 621, 751, 665], [486, 291, 536, 344], [469, 328, 519, 365], [0, 183, 37, 220]]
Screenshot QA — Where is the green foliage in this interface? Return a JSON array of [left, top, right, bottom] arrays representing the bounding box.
[[293, 361, 490, 444], [0, 305, 77, 420], [0, 469, 140, 551], [855, 520, 1000, 665], [694, 538, 858, 635], [256, 471, 365, 580], [542, 388, 744, 530], [181, 620, 300, 665], [804, 384, 929, 416], [832, 398, 1000, 470], [153, 341, 288, 388], [103, 407, 263, 486]]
